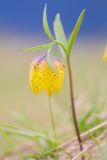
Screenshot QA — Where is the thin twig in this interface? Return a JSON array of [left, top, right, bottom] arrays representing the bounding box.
[[72, 144, 92, 160], [60, 120, 107, 148]]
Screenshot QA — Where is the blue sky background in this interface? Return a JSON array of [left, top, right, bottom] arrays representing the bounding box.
[[0, 0, 107, 37]]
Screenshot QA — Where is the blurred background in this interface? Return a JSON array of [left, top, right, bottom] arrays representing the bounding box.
[[0, 0, 107, 130]]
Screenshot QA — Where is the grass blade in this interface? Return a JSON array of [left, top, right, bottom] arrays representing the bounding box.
[[0, 123, 54, 142]]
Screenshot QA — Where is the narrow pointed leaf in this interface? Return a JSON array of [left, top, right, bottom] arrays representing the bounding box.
[[19, 43, 51, 52], [53, 14, 67, 58], [54, 14, 67, 48], [67, 9, 85, 56], [43, 4, 54, 41]]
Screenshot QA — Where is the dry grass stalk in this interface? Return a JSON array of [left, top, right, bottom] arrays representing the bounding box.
[[60, 120, 107, 149]]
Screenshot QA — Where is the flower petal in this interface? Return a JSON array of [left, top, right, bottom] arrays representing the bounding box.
[[54, 61, 64, 93], [29, 61, 44, 94], [43, 62, 56, 96]]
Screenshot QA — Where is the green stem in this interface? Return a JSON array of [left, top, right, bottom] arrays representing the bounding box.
[[48, 97, 58, 145], [48, 97, 59, 159], [67, 57, 84, 160]]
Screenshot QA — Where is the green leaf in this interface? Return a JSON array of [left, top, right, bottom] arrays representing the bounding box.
[[43, 4, 54, 41], [66, 9, 85, 56], [53, 14, 67, 58], [54, 14, 67, 48], [19, 43, 51, 52]]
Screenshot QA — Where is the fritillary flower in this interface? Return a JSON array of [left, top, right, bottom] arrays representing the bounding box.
[[104, 46, 107, 61], [29, 56, 64, 96]]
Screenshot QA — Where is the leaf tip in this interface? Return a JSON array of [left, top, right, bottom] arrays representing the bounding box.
[[43, 3, 54, 41], [44, 3, 47, 11], [81, 9, 85, 16], [56, 13, 60, 19], [43, 4, 47, 19], [54, 13, 60, 22]]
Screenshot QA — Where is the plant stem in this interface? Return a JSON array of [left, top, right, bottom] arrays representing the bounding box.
[[48, 96, 58, 145], [48, 97, 59, 159], [67, 58, 84, 160]]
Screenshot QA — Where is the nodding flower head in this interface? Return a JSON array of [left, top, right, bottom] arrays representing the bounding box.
[[29, 56, 64, 96], [103, 46, 107, 62]]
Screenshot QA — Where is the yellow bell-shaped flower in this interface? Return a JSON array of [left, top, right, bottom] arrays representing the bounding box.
[[29, 56, 64, 96], [103, 46, 107, 62]]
